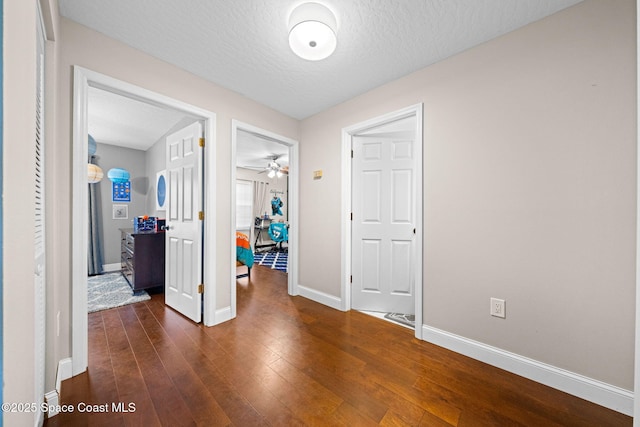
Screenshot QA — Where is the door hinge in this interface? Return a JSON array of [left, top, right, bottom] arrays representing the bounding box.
[[199, 137, 205, 148], [351, 149, 354, 158], [199, 211, 205, 220], [350, 212, 353, 221], [413, 228, 416, 234], [350, 275, 352, 283], [198, 283, 204, 294]]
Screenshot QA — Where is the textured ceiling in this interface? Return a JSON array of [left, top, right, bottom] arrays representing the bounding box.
[[59, 0, 583, 120]]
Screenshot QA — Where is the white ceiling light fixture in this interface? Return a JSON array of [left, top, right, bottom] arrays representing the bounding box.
[[288, 2, 337, 61]]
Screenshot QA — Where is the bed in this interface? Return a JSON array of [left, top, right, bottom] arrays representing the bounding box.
[[236, 231, 254, 279]]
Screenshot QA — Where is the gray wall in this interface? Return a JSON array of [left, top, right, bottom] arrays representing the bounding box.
[[94, 143, 148, 265]]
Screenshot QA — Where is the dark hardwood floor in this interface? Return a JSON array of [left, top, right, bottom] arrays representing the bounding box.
[[46, 265, 631, 426]]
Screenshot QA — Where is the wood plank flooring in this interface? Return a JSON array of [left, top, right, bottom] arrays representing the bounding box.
[[46, 265, 631, 426]]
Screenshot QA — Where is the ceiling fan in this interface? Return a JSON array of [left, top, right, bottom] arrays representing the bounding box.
[[244, 155, 288, 178]]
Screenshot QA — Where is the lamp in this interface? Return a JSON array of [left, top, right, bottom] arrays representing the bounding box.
[[288, 2, 337, 61], [87, 163, 104, 184], [88, 134, 97, 156], [107, 168, 130, 183], [268, 169, 276, 179]]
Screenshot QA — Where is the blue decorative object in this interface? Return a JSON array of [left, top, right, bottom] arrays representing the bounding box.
[[157, 173, 166, 209], [88, 134, 97, 155], [112, 181, 131, 202], [107, 167, 130, 183]]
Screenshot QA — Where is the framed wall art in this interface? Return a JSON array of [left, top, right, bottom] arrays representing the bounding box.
[[112, 204, 128, 220]]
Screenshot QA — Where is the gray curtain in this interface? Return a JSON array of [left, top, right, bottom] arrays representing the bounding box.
[[88, 155, 104, 276]]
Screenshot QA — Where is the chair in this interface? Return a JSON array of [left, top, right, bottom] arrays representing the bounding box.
[[268, 223, 288, 251]]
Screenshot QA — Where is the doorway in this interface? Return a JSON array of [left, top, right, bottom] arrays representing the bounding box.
[[71, 67, 217, 376], [341, 104, 423, 338], [231, 120, 299, 318]]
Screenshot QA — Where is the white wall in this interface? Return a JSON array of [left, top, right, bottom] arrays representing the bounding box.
[[299, 0, 636, 390]]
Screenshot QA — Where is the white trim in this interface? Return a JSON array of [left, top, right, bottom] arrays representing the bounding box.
[[72, 67, 217, 371], [298, 285, 343, 311], [230, 120, 300, 319], [422, 324, 634, 416], [44, 390, 59, 418], [341, 104, 424, 339], [44, 357, 73, 418], [71, 67, 89, 376], [634, 1, 640, 423], [215, 306, 233, 324], [101, 263, 121, 272], [55, 357, 73, 393]]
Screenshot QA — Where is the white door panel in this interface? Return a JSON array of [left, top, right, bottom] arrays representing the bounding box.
[[352, 133, 416, 314], [165, 122, 203, 322]]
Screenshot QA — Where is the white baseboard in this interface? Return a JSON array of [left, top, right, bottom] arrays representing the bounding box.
[[422, 325, 633, 416], [56, 357, 73, 393], [102, 263, 121, 272], [46, 358, 73, 419], [44, 390, 59, 418], [297, 285, 343, 311], [215, 306, 233, 324]]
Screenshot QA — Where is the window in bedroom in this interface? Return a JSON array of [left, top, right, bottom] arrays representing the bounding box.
[[236, 179, 253, 232]]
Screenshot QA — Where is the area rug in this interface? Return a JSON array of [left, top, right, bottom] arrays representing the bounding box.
[[384, 312, 415, 328], [253, 251, 288, 273], [87, 272, 150, 313]]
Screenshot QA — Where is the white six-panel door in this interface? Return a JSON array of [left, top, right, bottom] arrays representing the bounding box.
[[165, 122, 203, 322], [351, 134, 416, 314]]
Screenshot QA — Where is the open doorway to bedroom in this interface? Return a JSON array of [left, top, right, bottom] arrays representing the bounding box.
[[86, 87, 199, 310], [231, 121, 299, 318], [72, 67, 217, 375]]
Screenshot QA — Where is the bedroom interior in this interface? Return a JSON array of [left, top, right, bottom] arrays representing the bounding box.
[[235, 128, 291, 280]]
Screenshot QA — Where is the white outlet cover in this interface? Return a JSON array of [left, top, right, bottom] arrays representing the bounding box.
[[491, 298, 506, 318]]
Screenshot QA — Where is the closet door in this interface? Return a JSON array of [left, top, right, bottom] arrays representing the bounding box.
[[34, 6, 47, 425]]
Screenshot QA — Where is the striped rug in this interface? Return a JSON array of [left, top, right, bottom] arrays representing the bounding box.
[[253, 251, 288, 273]]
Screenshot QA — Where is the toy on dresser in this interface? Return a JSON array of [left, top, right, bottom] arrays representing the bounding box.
[[133, 216, 166, 232]]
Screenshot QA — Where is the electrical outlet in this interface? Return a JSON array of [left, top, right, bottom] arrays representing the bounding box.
[[490, 298, 506, 318]]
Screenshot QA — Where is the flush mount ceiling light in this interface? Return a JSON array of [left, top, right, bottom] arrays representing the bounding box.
[[288, 2, 337, 61]]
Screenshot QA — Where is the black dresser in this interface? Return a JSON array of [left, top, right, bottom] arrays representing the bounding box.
[[120, 228, 165, 290]]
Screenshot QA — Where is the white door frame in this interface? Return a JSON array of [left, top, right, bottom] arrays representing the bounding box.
[[341, 104, 423, 339], [230, 120, 299, 317], [71, 66, 217, 376]]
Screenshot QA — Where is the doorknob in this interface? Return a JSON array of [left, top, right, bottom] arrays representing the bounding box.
[[162, 225, 171, 231]]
